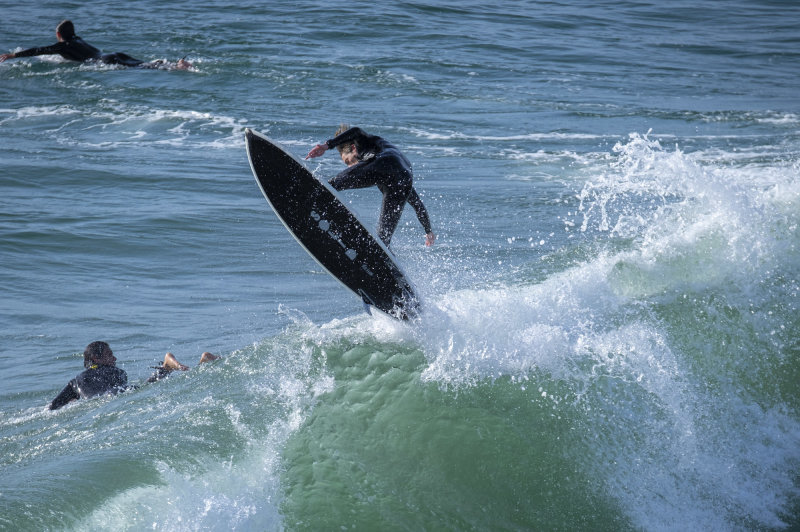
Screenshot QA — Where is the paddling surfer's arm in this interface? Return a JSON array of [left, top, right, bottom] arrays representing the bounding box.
[[1, 43, 65, 62], [49, 380, 80, 410]]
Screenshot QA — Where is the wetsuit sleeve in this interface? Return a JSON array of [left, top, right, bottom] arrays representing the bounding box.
[[407, 187, 433, 234], [325, 127, 370, 150], [12, 42, 65, 58], [49, 380, 79, 410]]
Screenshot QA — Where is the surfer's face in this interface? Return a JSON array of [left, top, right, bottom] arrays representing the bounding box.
[[340, 145, 358, 167]]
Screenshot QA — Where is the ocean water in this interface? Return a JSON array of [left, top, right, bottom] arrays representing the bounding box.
[[1, 0, 799, 530]]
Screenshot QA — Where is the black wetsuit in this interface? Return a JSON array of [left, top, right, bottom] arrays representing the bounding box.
[[325, 127, 433, 246], [146, 365, 173, 383], [12, 36, 145, 66], [48, 365, 129, 410]]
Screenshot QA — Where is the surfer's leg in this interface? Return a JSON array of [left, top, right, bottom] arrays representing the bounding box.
[[377, 180, 412, 246], [366, 154, 414, 246], [163, 351, 218, 368], [146, 352, 217, 383], [146, 352, 188, 382], [328, 161, 380, 191], [100, 52, 144, 67], [135, 58, 192, 70]]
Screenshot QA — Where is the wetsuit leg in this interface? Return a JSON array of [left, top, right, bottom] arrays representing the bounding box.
[[328, 151, 413, 246], [328, 160, 382, 191], [368, 154, 413, 246], [376, 181, 412, 246], [100, 52, 144, 67]]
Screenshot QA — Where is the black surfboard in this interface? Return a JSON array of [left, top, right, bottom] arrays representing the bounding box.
[[245, 128, 419, 320]]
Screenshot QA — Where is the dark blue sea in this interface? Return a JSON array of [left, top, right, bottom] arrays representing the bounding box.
[[1, 1, 798, 530]]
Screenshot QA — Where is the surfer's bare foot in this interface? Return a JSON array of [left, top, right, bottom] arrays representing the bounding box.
[[199, 352, 220, 364], [162, 352, 190, 371]]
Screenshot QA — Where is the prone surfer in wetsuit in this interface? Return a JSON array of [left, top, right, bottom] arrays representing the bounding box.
[[48, 341, 219, 410], [306, 125, 435, 248], [0, 20, 191, 70]]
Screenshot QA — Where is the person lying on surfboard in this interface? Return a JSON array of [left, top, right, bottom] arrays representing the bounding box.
[[0, 20, 192, 70], [48, 341, 219, 410], [306, 125, 435, 248]]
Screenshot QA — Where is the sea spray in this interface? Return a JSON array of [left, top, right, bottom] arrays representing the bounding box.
[[400, 133, 800, 530]]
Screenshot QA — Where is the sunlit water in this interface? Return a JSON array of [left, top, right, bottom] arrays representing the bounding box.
[[1, 1, 798, 530]]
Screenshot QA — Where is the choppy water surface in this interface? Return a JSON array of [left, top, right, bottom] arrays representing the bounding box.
[[1, 1, 798, 530]]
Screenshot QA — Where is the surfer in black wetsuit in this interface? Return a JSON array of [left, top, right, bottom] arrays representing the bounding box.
[[0, 20, 191, 70], [48, 341, 129, 410], [48, 341, 219, 410], [306, 125, 435, 248]]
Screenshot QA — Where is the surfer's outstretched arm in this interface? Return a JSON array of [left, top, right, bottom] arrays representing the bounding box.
[[1, 43, 63, 63], [306, 127, 369, 160], [306, 143, 328, 159]]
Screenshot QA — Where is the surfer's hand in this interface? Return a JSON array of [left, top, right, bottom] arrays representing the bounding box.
[[0, 53, 13, 63], [305, 144, 328, 159], [425, 232, 435, 247]]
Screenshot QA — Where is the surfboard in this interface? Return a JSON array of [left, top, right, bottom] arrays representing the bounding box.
[[245, 128, 420, 321]]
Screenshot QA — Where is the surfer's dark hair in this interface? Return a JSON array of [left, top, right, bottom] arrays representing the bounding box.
[[83, 340, 110, 368], [334, 123, 355, 155], [57, 20, 75, 39]]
